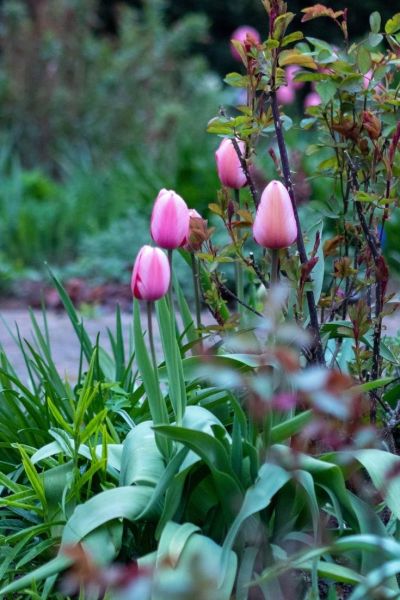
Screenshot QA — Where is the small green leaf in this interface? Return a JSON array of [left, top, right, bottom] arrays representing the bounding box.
[[385, 13, 400, 34], [368, 32, 383, 47], [281, 31, 304, 47], [369, 12, 381, 34], [224, 72, 249, 88], [315, 80, 337, 105], [357, 46, 372, 75], [355, 191, 380, 203]]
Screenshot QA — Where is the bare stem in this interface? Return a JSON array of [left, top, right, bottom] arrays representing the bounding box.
[[231, 138, 259, 208], [345, 151, 384, 424], [216, 278, 263, 318], [234, 188, 245, 319]]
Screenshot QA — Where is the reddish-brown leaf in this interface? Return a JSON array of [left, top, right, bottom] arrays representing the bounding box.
[[301, 4, 344, 22]]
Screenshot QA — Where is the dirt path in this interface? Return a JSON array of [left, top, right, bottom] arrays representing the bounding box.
[[0, 308, 134, 379]]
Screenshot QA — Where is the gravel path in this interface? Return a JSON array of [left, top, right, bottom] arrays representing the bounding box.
[[0, 307, 399, 380]]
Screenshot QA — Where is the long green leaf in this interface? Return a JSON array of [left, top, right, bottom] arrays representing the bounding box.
[[133, 300, 169, 457]]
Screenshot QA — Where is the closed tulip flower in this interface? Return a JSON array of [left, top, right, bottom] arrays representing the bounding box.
[[253, 180, 297, 249], [215, 138, 247, 189], [131, 245, 170, 301], [150, 189, 190, 249]]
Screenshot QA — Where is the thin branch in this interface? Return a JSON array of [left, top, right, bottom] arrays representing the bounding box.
[[231, 138, 260, 208], [216, 278, 263, 318], [248, 251, 269, 291], [344, 151, 385, 424]]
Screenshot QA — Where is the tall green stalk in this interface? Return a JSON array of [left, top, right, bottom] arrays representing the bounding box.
[[270, 249, 279, 285]]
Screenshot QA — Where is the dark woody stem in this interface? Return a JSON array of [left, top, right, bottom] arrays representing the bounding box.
[[216, 277, 263, 318], [231, 138, 260, 208], [191, 253, 202, 333], [269, 90, 325, 365], [234, 188, 244, 318], [345, 151, 384, 424]]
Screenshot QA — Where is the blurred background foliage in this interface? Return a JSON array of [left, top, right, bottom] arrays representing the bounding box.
[[0, 0, 396, 296]]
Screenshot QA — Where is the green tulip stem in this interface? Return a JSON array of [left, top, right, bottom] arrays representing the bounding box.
[[270, 249, 280, 285], [147, 301, 157, 370]]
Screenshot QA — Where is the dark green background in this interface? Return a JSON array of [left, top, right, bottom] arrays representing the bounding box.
[[99, 0, 395, 72]]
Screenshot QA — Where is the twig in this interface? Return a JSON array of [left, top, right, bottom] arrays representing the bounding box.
[[216, 278, 263, 318], [231, 138, 260, 208], [248, 251, 269, 291], [344, 151, 385, 424]]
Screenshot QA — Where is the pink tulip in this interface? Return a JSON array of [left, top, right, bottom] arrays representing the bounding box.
[[230, 26, 261, 61], [215, 138, 247, 189], [276, 83, 296, 105], [131, 245, 170, 301], [363, 69, 385, 94], [304, 92, 321, 109], [363, 69, 373, 89], [253, 180, 297, 249], [150, 189, 190, 249]]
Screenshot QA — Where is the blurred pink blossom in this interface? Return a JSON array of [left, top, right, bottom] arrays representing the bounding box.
[[230, 26, 261, 60]]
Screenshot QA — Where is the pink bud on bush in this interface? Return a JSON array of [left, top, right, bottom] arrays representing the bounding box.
[[304, 92, 321, 109], [253, 180, 297, 249], [230, 26, 261, 61], [286, 65, 304, 90], [215, 138, 247, 189], [276, 83, 296, 105], [131, 245, 170, 301], [150, 189, 190, 249]]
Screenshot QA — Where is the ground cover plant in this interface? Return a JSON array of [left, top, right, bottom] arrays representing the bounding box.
[[2, 1, 400, 598]]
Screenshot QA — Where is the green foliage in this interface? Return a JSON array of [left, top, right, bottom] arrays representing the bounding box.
[[0, 271, 399, 598]]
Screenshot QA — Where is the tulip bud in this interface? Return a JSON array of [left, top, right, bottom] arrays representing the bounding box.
[[184, 209, 209, 252], [150, 189, 190, 249], [253, 180, 297, 249], [230, 26, 261, 61], [131, 245, 170, 301], [215, 138, 247, 189], [304, 92, 321, 109], [362, 111, 381, 140]]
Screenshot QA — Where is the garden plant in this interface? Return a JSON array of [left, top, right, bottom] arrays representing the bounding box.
[[2, 1, 400, 598]]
